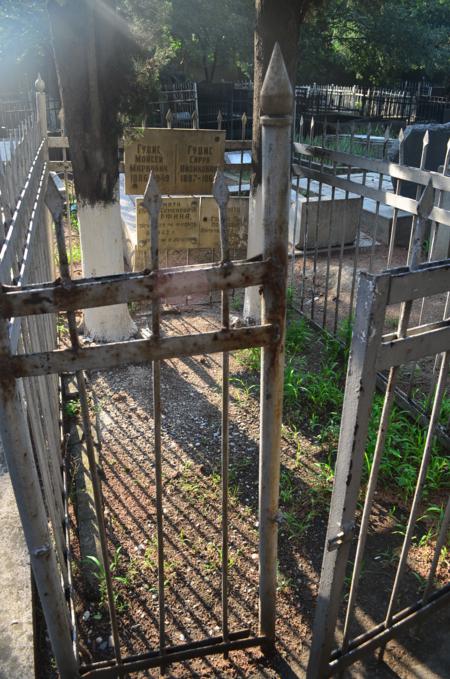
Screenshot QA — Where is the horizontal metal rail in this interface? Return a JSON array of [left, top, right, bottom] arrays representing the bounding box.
[[293, 163, 450, 227], [1, 324, 277, 378], [294, 142, 450, 193], [80, 631, 265, 678], [0, 258, 270, 318], [327, 584, 450, 676], [376, 320, 450, 369]]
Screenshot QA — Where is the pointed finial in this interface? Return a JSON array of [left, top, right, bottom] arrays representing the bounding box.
[[191, 109, 199, 129], [212, 169, 229, 208], [217, 109, 223, 130], [35, 73, 45, 93], [260, 42, 293, 115], [423, 129, 430, 147], [166, 108, 173, 129], [142, 171, 162, 219], [384, 125, 390, 142], [241, 112, 248, 126]]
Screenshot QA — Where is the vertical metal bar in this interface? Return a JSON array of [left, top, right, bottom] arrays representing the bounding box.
[[45, 178, 124, 674], [421, 493, 450, 603], [307, 272, 389, 679], [291, 175, 300, 286], [340, 300, 411, 655], [383, 350, 449, 631], [141, 172, 166, 673], [258, 43, 292, 648], [322, 136, 336, 331], [213, 170, 230, 654], [238, 112, 247, 196], [387, 129, 405, 268], [311, 138, 324, 323], [405, 131, 430, 266], [300, 117, 314, 312]]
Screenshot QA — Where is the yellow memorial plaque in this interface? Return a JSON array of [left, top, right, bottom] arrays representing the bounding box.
[[199, 197, 248, 250], [125, 128, 225, 195], [135, 196, 200, 268]]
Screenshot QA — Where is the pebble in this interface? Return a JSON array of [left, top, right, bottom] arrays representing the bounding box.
[[82, 610, 90, 621], [179, 633, 185, 641], [95, 636, 103, 645]]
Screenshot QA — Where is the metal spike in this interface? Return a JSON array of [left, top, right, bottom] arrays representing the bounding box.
[[191, 109, 199, 130], [422, 129, 430, 148], [260, 42, 293, 115], [217, 110, 223, 130], [142, 171, 162, 220], [165, 108, 173, 129]]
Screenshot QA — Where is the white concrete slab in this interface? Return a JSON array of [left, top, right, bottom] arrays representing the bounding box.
[[0, 448, 34, 679]]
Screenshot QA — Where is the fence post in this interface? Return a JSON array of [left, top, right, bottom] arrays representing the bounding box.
[[0, 319, 79, 678], [258, 43, 292, 649], [35, 74, 48, 146]]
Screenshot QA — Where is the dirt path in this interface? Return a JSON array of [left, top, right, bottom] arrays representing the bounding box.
[[66, 308, 448, 679]]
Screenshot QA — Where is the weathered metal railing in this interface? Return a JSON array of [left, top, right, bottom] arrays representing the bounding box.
[[0, 81, 72, 670], [307, 258, 450, 678], [0, 45, 291, 678], [291, 119, 450, 442]]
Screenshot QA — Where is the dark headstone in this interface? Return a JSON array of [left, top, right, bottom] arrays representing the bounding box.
[[388, 122, 450, 198]]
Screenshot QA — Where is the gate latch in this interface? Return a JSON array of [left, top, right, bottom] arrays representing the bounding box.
[[327, 522, 355, 552]]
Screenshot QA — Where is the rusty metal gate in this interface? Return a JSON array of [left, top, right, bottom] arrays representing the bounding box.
[[0, 47, 292, 678], [307, 255, 450, 678]]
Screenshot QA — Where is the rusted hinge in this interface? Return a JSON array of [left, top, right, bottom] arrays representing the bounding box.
[[327, 521, 355, 552]]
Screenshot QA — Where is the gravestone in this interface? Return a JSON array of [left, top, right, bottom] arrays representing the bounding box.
[[388, 122, 450, 198]]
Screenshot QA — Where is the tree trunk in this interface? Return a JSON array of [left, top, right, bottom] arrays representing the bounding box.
[[48, 0, 136, 341], [244, 0, 312, 322]]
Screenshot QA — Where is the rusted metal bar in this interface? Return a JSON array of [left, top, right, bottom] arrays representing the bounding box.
[[80, 632, 265, 678], [213, 169, 230, 654], [2, 324, 277, 379], [0, 259, 271, 318], [45, 176, 124, 674], [141, 172, 166, 672], [258, 43, 292, 648]]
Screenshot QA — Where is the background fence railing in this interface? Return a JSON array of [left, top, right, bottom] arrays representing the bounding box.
[[290, 120, 450, 444], [0, 99, 74, 672]]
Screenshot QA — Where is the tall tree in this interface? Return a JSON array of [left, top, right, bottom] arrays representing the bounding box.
[[48, 0, 136, 341], [244, 0, 315, 321]]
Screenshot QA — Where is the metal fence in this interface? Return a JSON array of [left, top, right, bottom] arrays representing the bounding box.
[[0, 55, 292, 678], [294, 84, 449, 124], [307, 259, 450, 678], [291, 119, 450, 443], [0, 92, 70, 667]]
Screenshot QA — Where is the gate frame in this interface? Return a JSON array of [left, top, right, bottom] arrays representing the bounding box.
[[0, 44, 292, 678], [307, 257, 450, 678]]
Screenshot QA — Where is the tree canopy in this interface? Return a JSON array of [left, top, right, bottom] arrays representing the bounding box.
[[1, 0, 449, 103]]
